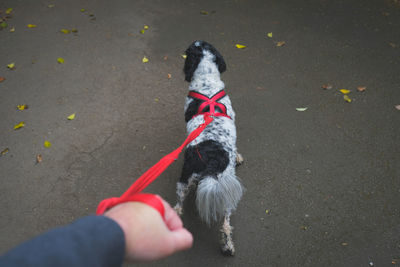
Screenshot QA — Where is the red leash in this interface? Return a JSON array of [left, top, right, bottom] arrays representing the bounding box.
[[96, 114, 214, 218]]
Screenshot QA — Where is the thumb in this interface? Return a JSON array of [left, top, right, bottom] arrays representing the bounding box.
[[167, 228, 193, 253]]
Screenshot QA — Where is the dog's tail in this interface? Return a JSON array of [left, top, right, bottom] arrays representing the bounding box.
[[196, 172, 243, 225]]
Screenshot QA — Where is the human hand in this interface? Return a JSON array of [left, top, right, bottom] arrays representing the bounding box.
[[104, 196, 193, 262]]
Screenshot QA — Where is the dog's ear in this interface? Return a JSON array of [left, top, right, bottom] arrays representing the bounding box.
[[214, 49, 226, 74], [183, 44, 203, 82]]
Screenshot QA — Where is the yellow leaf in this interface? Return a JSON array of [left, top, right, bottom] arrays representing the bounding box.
[[44, 141, 52, 148], [17, 104, 28, 110], [10, 27, 15, 32], [80, 9, 86, 12], [1, 148, 10, 156], [27, 24, 37, 28], [142, 56, 149, 63], [14, 122, 25, 130], [340, 89, 351, 94], [276, 41, 286, 47], [144, 25, 149, 29], [7, 63, 15, 69], [296, 107, 308, 112], [6, 8, 13, 14], [140, 29, 145, 34], [60, 29, 70, 34], [67, 113, 76, 120], [267, 32, 273, 38], [48, 4, 55, 8], [235, 44, 246, 49], [343, 95, 352, 103], [200, 10, 209, 15], [181, 54, 187, 59], [57, 57, 65, 64]]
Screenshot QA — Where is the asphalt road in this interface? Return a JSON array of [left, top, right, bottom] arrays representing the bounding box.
[[1, 0, 399, 266]]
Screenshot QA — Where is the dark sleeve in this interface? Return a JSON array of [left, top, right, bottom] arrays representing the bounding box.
[[0, 215, 125, 267]]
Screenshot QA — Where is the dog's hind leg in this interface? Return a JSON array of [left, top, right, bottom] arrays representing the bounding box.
[[220, 210, 235, 256], [174, 181, 190, 216]]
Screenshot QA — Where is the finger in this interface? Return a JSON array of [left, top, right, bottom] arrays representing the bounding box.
[[161, 199, 184, 231]]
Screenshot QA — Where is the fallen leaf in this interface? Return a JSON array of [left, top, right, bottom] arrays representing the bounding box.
[[80, 8, 86, 12], [71, 28, 78, 33], [343, 95, 352, 103], [341, 242, 348, 246], [60, 29, 70, 34], [357, 86, 366, 92], [235, 44, 246, 49], [0, 77, 5, 82], [44, 140, 52, 148], [142, 56, 149, 63], [48, 4, 55, 8], [167, 73, 172, 79], [1, 148, 9, 156], [27, 24, 37, 28], [267, 32, 273, 38], [200, 10, 209, 15], [0, 21, 8, 29], [300, 225, 308, 230], [276, 41, 286, 47], [296, 107, 308, 111], [7, 62, 15, 69], [6, 8, 13, 14], [9, 27, 15, 32], [395, 105, 400, 110], [144, 25, 149, 29], [36, 154, 42, 163], [14, 121, 25, 130], [67, 113, 76, 120], [57, 57, 65, 64], [163, 55, 168, 60], [389, 42, 397, 48], [17, 104, 28, 110], [322, 84, 333, 90], [181, 54, 187, 59], [154, 98, 159, 102], [140, 29, 145, 34], [340, 89, 351, 94], [265, 209, 270, 214]]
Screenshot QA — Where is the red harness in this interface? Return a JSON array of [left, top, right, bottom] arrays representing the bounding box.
[[188, 90, 232, 119]]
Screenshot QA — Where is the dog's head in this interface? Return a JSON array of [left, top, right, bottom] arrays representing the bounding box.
[[183, 40, 226, 82]]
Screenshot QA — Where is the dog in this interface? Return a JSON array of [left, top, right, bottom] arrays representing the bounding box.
[[174, 40, 244, 256]]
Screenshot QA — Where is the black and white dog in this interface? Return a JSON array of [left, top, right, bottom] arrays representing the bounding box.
[[174, 40, 244, 255]]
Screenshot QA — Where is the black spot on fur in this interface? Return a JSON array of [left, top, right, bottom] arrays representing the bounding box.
[[179, 140, 229, 183], [183, 40, 227, 82]]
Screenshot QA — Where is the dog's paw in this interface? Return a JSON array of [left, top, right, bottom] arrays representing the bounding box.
[[221, 244, 235, 256], [173, 205, 183, 216], [236, 153, 244, 166], [221, 231, 235, 256]]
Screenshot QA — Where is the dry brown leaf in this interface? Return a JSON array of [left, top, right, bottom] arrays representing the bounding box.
[[357, 86, 366, 92], [389, 42, 397, 48], [167, 73, 172, 79], [0, 77, 5, 82], [322, 84, 333, 90], [36, 154, 42, 163], [163, 56, 168, 60]]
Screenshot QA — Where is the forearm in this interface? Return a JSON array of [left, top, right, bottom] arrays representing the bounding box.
[[0, 215, 125, 267]]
